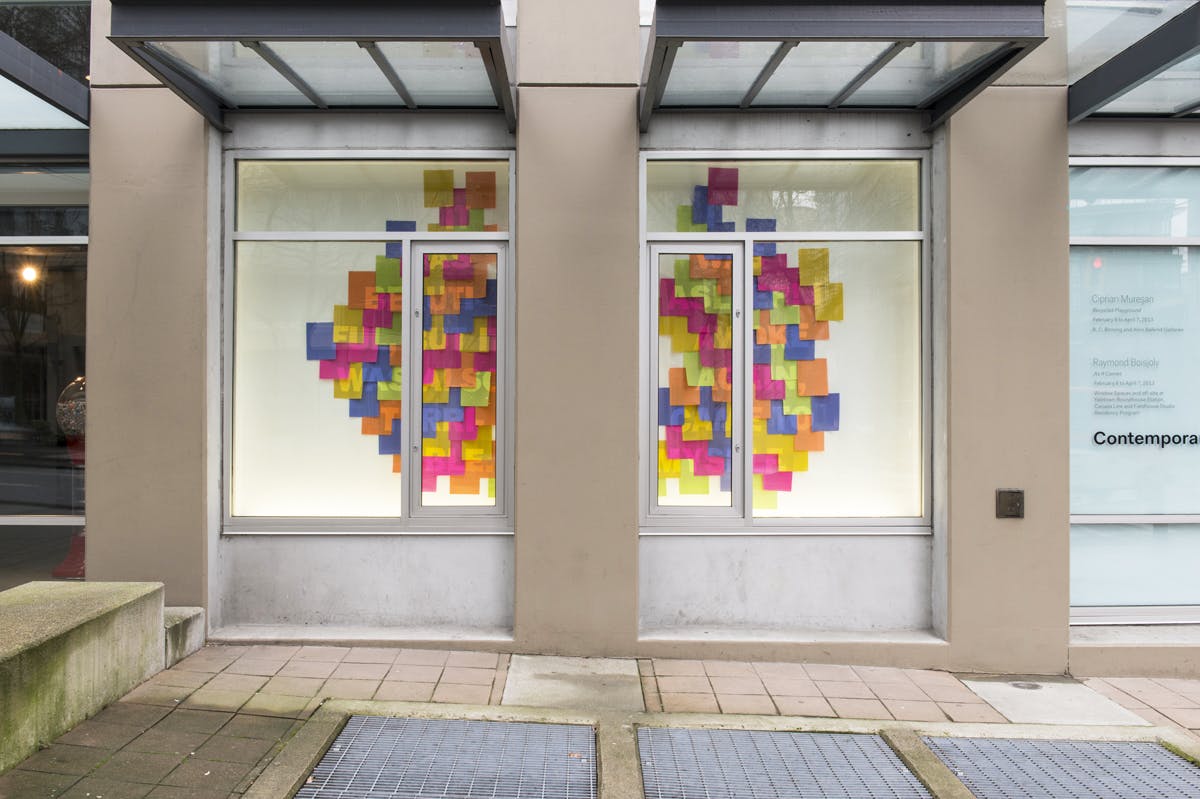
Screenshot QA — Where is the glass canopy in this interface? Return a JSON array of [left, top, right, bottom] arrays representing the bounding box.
[[108, 0, 516, 131], [1067, 1, 1200, 120], [640, 1, 1046, 131]]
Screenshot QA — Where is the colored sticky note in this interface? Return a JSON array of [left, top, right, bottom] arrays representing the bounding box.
[[676, 205, 707, 233], [815, 282, 844, 322], [708, 166, 738, 205], [376, 256, 402, 293], [798, 248, 830, 285], [385, 219, 417, 232], [306, 322, 335, 361], [461, 371, 492, 407], [466, 171, 497, 209], [746, 218, 776, 232], [811, 393, 840, 432], [424, 169, 454, 207], [795, 358, 829, 397]]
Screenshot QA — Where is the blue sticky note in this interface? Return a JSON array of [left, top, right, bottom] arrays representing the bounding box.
[[784, 326, 815, 361], [711, 403, 728, 433], [377, 425, 403, 455], [709, 438, 732, 459], [719, 470, 733, 493], [363, 347, 392, 382], [696, 386, 713, 422], [386, 220, 417, 232], [767, 400, 798, 435], [705, 203, 724, 228], [754, 289, 773, 310], [692, 186, 709, 224], [422, 406, 441, 438], [753, 242, 777, 257], [753, 343, 771, 364], [709, 222, 735, 232], [447, 388, 463, 412], [306, 322, 336, 361], [811, 393, 840, 432], [422, 295, 433, 330], [349, 382, 379, 419], [443, 312, 476, 334], [385, 242, 404, 259], [658, 388, 685, 426], [746, 218, 777, 232]]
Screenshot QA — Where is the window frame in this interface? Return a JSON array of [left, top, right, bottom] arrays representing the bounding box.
[[1067, 155, 1200, 623], [221, 149, 515, 535], [0, 163, 88, 525], [638, 150, 932, 535]]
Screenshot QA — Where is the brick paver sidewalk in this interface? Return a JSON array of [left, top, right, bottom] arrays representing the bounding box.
[[5, 645, 1200, 798]]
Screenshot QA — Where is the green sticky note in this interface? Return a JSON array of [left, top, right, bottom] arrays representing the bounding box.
[[676, 205, 706, 232], [770, 358, 796, 384], [677, 460, 710, 495], [683, 352, 716, 387], [377, 381, 402, 401], [376, 325, 402, 345], [461, 371, 492, 407], [376, 256, 402, 292], [469, 208, 486, 231], [783, 394, 812, 416], [769, 291, 801, 325]]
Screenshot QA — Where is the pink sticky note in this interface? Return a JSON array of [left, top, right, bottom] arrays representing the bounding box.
[[454, 187, 466, 207], [708, 167, 738, 205], [423, 362, 436, 385], [692, 453, 725, 476], [754, 364, 785, 399], [762, 470, 793, 491], [422, 473, 438, 492], [753, 454, 778, 474], [665, 425, 684, 459]]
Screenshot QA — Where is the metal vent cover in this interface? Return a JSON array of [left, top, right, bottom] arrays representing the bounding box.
[[296, 716, 597, 799], [637, 727, 932, 799], [923, 736, 1200, 799]]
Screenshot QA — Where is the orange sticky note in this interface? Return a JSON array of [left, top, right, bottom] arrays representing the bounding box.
[[669, 367, 700, 407], [798, 305, 829, 341], [793, 414, 825, 452], [712, 368, 733, 403], [347, 271, 377, 310], [466, 171, 497, 209], [795, 359, 828, 397]]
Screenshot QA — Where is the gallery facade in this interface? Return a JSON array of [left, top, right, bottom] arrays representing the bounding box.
[[3, 0, 1200, 676]]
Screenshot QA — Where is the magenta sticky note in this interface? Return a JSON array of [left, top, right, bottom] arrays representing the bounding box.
[[422, 473, 438, 492], [754, 364, 785, 399], [473, 352, 497, 372], [454, 187, 466, 207], [423, 362, 436, 385], [693, 453, 725, 476], [708, 167, 738, 205], [762, 470, 793, 491], [753, 453, 779, 474]]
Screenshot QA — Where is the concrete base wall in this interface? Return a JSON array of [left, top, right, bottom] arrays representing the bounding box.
[[0, 582, 164, 773]]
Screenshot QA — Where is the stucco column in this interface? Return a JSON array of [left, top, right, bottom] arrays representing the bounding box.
[[85, 0, 212, 606], [512, 0, 642, 653], [943, 84, 1071, 673]]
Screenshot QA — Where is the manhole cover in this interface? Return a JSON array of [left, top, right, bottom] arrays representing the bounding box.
[[637, 727, 931, 799], [296, 716, 596, 798], [924, 736, 1200, 799]]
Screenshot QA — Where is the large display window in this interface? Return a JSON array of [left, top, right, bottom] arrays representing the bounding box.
[[228, 156, 512, 532], [1069, 161, 1200, 614], [642, 157, 927, 528]]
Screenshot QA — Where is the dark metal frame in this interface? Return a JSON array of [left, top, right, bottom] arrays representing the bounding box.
[[0, 130, 88, 160], [1068, 2, 1200, 122], [108, 0, 516, 131], [639, 1, 1046, 132], [0, 31, 89, 124]]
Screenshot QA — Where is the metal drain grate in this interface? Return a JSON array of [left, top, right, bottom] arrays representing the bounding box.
[[296, 716, 596, 799], [637, 727, 931, 799], [923, 736, 1200, 799]]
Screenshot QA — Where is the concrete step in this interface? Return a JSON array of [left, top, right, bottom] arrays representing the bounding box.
[[164, 606, 206, 668], [0, 581, 164, 773]]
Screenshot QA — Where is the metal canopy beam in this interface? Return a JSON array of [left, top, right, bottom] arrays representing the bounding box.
[[0, 31, 89, 124], [242, 41, 327, 108], [124, 43, 230, 131], [639, 1, 1046, 131], [828, 40, 911, 109], [651, 1, 1045, 42], [360, 42, 416, 109], [0, 129, 88, 160], [109, 0, 503, 42], [740, 41, 796, 108], [108, 0, 515, 129], [1068, 2, 1200, 122]]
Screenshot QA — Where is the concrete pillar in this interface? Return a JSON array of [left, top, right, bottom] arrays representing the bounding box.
[[512, 0, 642, 653]]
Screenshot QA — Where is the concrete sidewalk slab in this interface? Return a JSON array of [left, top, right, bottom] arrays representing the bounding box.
[[962, 677, 1151, 726], [502, 655, 644, 711]]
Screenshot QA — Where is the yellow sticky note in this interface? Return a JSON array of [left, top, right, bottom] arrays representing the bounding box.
[[334, 363, 363, 400], [677, 460, 710, 495], [815, 282, 844, 321], [424, 169, 454, 207], [681, 405, 713, 442], [753, 474, 779, 510], [333, 305, 362, 327], [658, 441, 681, 477], [423, 320, 446, 350], [332, 324, 363, 344], [422, 370, 449, 403], [798, 248, 830, 285]]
